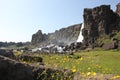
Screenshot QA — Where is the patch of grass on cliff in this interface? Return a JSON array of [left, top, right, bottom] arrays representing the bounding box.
[[37, 50, 120, 75], [97, 32, 120, 46], [113, 32, 120, 39], [97, 35, 112, 46]]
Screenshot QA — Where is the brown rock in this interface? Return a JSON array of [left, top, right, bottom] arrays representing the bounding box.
[[102, 43, 115, 50], [102, 38, 119, 50]]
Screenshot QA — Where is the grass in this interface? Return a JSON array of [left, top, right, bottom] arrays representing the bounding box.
[[35, 50, 120, 75]]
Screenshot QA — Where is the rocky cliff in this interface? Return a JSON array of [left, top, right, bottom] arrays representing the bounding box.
[[82, 4, 120, 48], [31, 3, 120, 49], [116, 3, 120, 16], [31, 24, 81, 47]]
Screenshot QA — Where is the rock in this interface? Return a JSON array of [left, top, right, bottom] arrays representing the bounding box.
[[102, 43, 115, 50], [69, 50, 74, 55], [102, 38, 119, 50], [31, 30, 48, 46], [31, 24, 81, 47], [0, 55, 74, 80], [83, 4, 120, 48], [0, 55, 33, 80], [0, 49, 15, 59], [32, 67, 73, 80], [18, 54, 43, 62], [116, 3, 120, 16]]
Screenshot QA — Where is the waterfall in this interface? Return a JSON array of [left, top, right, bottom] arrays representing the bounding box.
[[77, 23, 84, 42]]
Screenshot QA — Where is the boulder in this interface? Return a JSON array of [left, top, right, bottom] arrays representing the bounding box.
[[32, 67, 73, 80], [0, 55, 33, 80], [0, 49, 15, 59], [0, 55, 74, 80], [102, 38, 119, 50], [102, 43, 115, 50], [18, 54, 43, 62]]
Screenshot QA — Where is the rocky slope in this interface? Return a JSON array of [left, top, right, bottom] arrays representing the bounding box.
[[31, 24, 81, 47]]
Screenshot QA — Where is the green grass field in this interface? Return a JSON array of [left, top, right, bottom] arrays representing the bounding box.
[[36, 50, 120, 76]]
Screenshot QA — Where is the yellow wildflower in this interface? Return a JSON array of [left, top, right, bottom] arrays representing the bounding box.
[[55, 64, 58, 67], [88, 67, 91, 70], [80, 57, 83, 61], [111, 75, 120, 79], [87, 72, 91, 76], [92, 72, 96, 76], [72, 68, 76, 73]]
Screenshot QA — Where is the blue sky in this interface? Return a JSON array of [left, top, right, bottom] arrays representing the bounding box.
[[0, 0, 120, 42]]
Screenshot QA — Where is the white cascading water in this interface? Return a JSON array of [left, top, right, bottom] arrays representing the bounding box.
[[77, 23, 84, 42]]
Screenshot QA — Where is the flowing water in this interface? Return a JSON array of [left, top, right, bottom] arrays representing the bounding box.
[[77, 23, 84, 42]]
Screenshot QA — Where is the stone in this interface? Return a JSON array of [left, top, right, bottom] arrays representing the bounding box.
[[0, 55, 33, 80], [0, 49, 15, 59], [18, 54, 43, 62], [32, 67, 73, 80], [102, 43, 115, 50], [102, 38, 119, 50], [31, 30, 48, 46], [0, 55, 74, 80]]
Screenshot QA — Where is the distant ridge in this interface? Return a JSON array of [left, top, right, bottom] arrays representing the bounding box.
[[31, 24, 81, 47]]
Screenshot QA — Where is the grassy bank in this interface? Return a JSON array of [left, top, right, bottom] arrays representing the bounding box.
[[36, 50, 120, 76]]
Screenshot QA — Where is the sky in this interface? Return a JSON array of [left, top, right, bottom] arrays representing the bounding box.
[[0, 0, 120, 42]]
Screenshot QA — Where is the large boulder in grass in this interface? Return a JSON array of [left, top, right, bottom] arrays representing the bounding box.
[[102, 38, 119, 50], [0, 49, 15, 59], [0, 55, 33, 80], [102, 43, 115, 50]]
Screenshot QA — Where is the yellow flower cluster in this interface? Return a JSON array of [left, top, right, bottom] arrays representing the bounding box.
[[111, 75, 120, 79], [86, 72, 96, 76]]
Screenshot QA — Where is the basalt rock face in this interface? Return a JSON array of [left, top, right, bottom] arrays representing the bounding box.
[[31, 30, 48, 46], [31, 24, 81, 47], [82, 5, 120, 48], [116, 3, 120, 16]]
